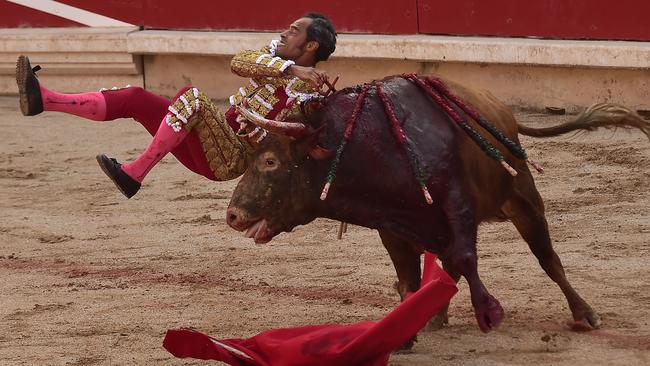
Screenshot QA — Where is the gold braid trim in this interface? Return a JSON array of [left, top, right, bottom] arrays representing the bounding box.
[[174, 90, 250, 181], [231, 58, 283, 78], [230, 44, 294, 78]]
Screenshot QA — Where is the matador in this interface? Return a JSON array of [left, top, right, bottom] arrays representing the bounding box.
[[16, 13, 337, 198]]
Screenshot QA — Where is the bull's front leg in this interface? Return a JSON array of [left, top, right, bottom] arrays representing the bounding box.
[[377, 229, 423, 350], [426, 257, 461, 330], [443, 188, 504, 333], [378, 229, 461, 332], [378, 229, 423, 301], [450, 249, 504, 332]]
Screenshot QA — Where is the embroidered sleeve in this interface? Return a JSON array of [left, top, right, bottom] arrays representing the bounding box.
[[231, 40, 295, 78], [285, 77, 322, 104]]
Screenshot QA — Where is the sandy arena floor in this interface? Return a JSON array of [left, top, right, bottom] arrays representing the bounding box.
[[0, 95, 648, 365]]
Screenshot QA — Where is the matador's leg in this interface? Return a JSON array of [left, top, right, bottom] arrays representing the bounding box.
[[98, 87, 248, 198], [17, 55, 171, 126], [17, 56, 236, 191]]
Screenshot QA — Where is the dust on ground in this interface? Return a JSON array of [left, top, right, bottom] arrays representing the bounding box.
[[0, 96, 648, 365]]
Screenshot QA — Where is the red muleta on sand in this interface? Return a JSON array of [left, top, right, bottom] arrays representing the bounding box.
[[163, 253, 457, 366]]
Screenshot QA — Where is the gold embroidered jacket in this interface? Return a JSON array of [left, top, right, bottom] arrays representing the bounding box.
[[230, 40, 322, 119]]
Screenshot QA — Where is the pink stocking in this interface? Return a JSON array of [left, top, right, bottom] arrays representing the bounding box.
[[121, 113, 189, 182], [40, 85, 107, 121]]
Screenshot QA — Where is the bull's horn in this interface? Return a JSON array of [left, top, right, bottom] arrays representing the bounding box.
[[236, 104, 307, 137]]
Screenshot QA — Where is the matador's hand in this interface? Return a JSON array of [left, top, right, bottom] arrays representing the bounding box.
[[285, 65, 329, 89]]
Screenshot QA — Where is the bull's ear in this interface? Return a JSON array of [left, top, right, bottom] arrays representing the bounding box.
[[297, 125, 333, 160], [308, 145, 333, 160], [301, 99, 325, 117]]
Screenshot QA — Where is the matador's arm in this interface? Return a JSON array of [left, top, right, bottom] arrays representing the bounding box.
[[230, 40, 295, 78]]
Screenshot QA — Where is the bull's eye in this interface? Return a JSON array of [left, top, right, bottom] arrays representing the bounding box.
[[258, 151, 280, 172]]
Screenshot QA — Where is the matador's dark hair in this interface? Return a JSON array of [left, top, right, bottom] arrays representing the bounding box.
[[303, 12, 337, 62]]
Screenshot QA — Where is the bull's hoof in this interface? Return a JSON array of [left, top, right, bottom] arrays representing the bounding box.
[[425, 313, 449, 331], [474, 296, 504, 333], [568, 310, 601, 331], [394, 336, 416, 354]]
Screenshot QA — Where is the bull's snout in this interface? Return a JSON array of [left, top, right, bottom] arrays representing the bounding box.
[[226, 206, 248, 231]]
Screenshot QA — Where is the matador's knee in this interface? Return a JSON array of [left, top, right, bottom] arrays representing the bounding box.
[[166, 87, 249, 180]]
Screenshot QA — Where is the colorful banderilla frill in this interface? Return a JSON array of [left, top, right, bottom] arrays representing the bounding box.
[[320, 85, 370, 201], [423, 75, 544, 173], [404, 73, 524, 177], [376, 83, 434, 204], [320, 75, 542, 205], [166, 87, 249, 181]]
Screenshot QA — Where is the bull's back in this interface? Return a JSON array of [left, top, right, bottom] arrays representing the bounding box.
[[442, 77, 526, 218], [393, 75, 524, 219], [318, 78, 460, 223], [317, 75, 527, 240]]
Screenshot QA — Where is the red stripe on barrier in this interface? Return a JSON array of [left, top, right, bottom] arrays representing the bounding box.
[[418, 0, 650, 41], [140, 0, 417, 34], [4, 0, 647, 41], [55, 0, 144, 25], [0, 0, 84, 27], [1, 0, 417, 33]]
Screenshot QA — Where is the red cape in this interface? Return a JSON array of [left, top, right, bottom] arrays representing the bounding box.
[[164, 253, 456, 366]]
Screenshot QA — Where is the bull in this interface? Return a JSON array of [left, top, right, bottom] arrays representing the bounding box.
[[226, 74, 650, 333]]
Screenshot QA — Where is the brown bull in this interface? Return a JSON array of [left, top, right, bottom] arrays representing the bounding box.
[[226, 74, 650, 333]]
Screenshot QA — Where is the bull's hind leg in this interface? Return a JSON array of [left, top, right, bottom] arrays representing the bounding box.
[[502, 175, 601, 330]]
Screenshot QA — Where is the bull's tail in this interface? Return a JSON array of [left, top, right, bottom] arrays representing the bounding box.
[[517, 103, 650, 140]]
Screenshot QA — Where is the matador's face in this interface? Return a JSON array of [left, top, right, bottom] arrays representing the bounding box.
[[276, 17, 314, 62]]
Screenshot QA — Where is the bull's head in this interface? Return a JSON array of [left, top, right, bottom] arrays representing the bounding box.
[[226, 104, 330, 244]]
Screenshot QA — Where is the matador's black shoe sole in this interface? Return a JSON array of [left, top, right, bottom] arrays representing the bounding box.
[[16, 55, 44, 116], [96, 154, 141, 199]]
